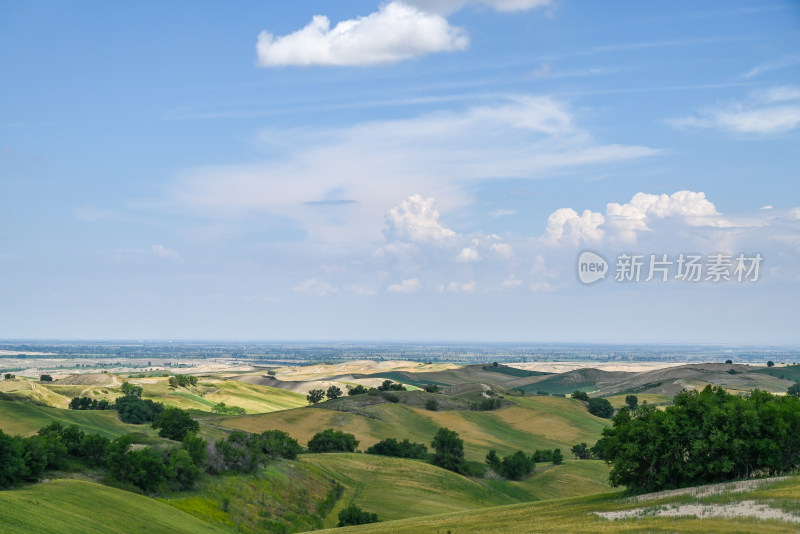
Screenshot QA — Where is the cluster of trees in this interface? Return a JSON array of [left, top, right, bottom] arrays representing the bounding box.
[[168, 375, 198, 388], [570, 441, 606, 460], [307, 429, 359, 453], [307, 385, 344, 404], [116, 392, 164, 424], [4, 373, 15, 379], [422, 384, 439, 393], [485, 450, 536, 480], [571, 390, 614, 419], [39, 374, 53, 382], [788, 382, 800, 397], [347, 385, 370, 396], [603, 386, 800, 493], [211, 402, 245, 415], [68, 396, 112, 410], [0, 422, 205, 493], [207, 429, 302, 474], [376, 380, 406, 392], [532, 448, 564, 464], [67, 382, 166, 424], [337, 504, 379, 527], [107, 433, 205, 492], [366, 438, 428, 459]]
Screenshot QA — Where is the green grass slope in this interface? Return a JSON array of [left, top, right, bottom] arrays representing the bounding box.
[[0, 399, 148, 438], [164, 460, 339, 534], [206, 395, 610, 462], [0, 479, 225, 534], [301, 453, 518, 526], [313, 475, 800, 534]]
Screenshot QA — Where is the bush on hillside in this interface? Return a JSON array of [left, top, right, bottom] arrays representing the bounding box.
[[307, 429, 359, 453], [365, 438, 427, 459]]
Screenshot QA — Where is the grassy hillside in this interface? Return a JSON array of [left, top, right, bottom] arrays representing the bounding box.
[[301, 454, 611, 527], [165, 460, 339, 534], [301, 453, 518, 526], [206, 395, 610, 461], [0, 479, 225, 534], [314, 475, 800, 533], [0, 399, 149, 438], [139, 377, 307, 414]]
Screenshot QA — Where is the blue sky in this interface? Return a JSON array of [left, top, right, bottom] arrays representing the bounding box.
[[1, 1, 799, 343]]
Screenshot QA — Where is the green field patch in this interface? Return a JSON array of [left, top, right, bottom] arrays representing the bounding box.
[[165, 460, 337, 533], [0, 399, 149, 438], [0, 479, 224, 534]]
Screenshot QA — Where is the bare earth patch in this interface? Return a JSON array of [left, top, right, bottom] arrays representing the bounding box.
[[628, 477, 788, 503], [597, 500, 800, 523]]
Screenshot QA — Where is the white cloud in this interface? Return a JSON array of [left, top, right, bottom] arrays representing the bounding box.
[[172, 96, 657, 246], [544, 208, 605, 244], [544, 191, 730, 245], [151, 245, 181, 262], [387, 277, 421, 293], [760, 205, 774, 210], [668, 87, 800, 135], [256, 2, 468, 67], [490, 242, 514, 259], [456, 246, 481, 263], [385, 195, 457, 243], [293, 278, 338, 297], [742, 53, 800, 79], [442, 280, 476, 292]]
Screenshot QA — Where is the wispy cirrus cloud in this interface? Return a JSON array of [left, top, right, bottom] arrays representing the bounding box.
[[170, 96, 658, 246], [667, 86, 800, 135]]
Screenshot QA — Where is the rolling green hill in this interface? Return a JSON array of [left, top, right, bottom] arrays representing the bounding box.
[[301, 453, 611, 527], [205, 395, 610, 461], [165, 460, 340, 533], [0, 399, 149, 438], [313, 475, 800, 533], [0, 479, 225, 533]]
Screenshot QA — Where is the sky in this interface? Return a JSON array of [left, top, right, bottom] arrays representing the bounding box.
[[1, 0, 799, 343]]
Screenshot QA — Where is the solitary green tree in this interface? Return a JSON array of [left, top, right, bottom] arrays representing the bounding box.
[[431, 427, 465, 473], [625, 394, 639, 410], [326, 385, 343, 400], [152, 407, 199, 441]]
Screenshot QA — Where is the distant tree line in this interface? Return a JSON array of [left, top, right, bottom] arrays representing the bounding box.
[[168, 375, 198, 388], [602, 386, 800, 493]]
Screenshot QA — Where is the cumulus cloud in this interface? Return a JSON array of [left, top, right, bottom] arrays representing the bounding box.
[[544, 191, 729, 245], [387, 277, 421, 293], [456, 246, 481, 263], [668, 86, 800, 135], [545, 208, 605, 244], [490, 242, 514, 259], [256, 2, 468, 66], [293, 278, 338, 297], [385, 195, 457, 243], [151, 245, 181, 262]]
